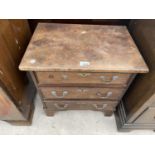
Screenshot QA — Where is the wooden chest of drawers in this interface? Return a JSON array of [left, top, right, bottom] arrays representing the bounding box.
[[19, 23, 148, 116]]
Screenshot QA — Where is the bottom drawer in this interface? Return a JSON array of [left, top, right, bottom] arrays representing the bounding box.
[[44, 100, 118, 112], [134, 107, 155, 124]]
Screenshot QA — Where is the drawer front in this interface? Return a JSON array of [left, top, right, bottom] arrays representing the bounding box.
[[44, 100, 118, 111], [134, 107, 155, 124], [40, 87, 124, 100], [35, 71, 131, 86]]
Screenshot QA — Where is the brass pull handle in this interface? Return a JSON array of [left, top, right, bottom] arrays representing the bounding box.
[[100, 75, 118, 83], [54, 103, 68, 110], [78, 73, 91, 77], [51, 90, 68, 98], [96, 91, 112, 99], [93, 104, 107, 110], [62, 74, 68, 80]]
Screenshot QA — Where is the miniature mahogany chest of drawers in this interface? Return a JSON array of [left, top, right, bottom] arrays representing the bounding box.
[[19, 23, 148, 116]]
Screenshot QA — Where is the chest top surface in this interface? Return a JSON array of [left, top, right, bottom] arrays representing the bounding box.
[[19, 23, 148, 73]]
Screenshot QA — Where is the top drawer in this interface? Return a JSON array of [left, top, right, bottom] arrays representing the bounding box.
[[35, 71, 131, 86]]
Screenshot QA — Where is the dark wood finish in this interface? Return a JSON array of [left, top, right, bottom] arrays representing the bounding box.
[[0, 20, 35, 125], [115, 20, 155, 131], [28, 19, 130, 33], [19, 23, 148, 117]]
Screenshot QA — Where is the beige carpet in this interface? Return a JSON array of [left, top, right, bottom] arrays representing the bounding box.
[[0, 94, 154, 135]]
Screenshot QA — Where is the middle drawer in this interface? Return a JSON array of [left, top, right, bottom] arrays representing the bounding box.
[[39, 87, 125, 100]]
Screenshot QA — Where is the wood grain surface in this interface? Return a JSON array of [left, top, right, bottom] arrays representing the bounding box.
[[19, 23, 148, 73], [35, 71, 131, 86], [40, 86, 124, 100]]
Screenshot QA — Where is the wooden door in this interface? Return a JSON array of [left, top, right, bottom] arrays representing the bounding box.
[[0, 20, 31, 106], [0, 20, 34, 122]]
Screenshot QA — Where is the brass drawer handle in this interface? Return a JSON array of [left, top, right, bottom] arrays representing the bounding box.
[[93, 104, 107, 110], [54, 103, 68, 110], [78, 73, 91, 77], [96, 91, 112, 99], [100, 75, 118, 83], [62, 74, 68, 80], [51, 90, 68, 98]]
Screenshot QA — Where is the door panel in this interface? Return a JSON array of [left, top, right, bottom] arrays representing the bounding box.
[[0, 20, 31, 105], [134, 107, 155, 124]]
